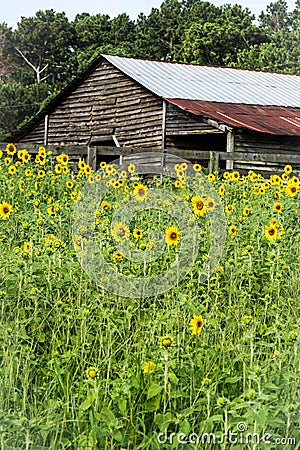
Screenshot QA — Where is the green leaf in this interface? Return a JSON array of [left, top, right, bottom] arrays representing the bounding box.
[[147, 383, 163, 400], [168, 373, 179, 384], [118, 398, 127, 415], [99, 407, 115, 423]]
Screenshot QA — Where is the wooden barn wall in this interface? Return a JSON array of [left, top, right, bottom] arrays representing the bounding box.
[[21, 60, 164, 148], [19, 120, 45, 143], [165, 102, 225, 161], [165, 103, 216, 136], [233, 130, 300, 172]]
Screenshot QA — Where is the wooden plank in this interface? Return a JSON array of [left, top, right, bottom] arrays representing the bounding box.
[[219, 151, 300, 165]]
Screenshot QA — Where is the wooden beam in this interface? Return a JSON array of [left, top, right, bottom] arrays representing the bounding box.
[[226, 130, 234, 170], [162, 100, 167, 151], [44, 115, 49, 145]]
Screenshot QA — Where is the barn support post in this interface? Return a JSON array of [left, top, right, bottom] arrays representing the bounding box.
[[226, 130, 234, 170], [87, 146, 97, 171], [44, 115, 49, 145], [160, 100, 167, 180]]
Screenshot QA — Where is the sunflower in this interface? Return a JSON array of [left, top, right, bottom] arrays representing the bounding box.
[[62, 166, 69, 175], [284, 164, 292, 174], [0, 202, 12, 218], [228, 225, 237, 236], [8, 165, 17, 175], [174, 179, 183, 188], [143, 361, 156, 374], [231, 171, 240, 181], [133, 228, 143, 239], [47, 205, 56, 216], [6, 143, 16, 156], [78, 160, 86, 170], [165, 226, 180, 246], [84, 165, 92, 176], [23, 241, 31, 252], [86, 366, 99, 380], [127, 163, 136, 174], [113, 251, 123, 263], [273, 202, 283, 213], [285, 184, 298, 197], [66, 180, 74, 189], [4, 157, 11, 166], [180, 162, 188, 171], [207, 173, 215, 182], [57, 153, 69, 165], [265, 224, 278, 241], [38, 170, 45, 178], [225, 205, 234, 214], [243, 207, 250, 216], [133, 184, 148, 201], [270, 175, 281, 186], [218, 185, 225, 196], [190, 315, 205, 335], [204, 197, 216, 211], [191, 196, 207, 215], [101, 201, 110, 211], [193, 163, 201, 172], [38, 146, 46, 156], [24, 168, 32, 177], [55, 164, 62, 174], [21, 150, 30, 163], [111, 222, 130, 242], [19, 180, 24, 192], [161, 335, 172, 348]]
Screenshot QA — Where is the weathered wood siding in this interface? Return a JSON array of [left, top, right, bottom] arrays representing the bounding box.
[[165, 103, 217, 136], [234, 130, 300, 172], [22, 60, 164, 148]]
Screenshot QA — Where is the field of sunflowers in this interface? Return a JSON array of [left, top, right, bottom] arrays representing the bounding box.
[[0, 143, 299, 449]]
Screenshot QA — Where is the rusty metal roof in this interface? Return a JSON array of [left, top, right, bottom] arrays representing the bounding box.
[[104, 55, 300, 108], [166, 99, 300, 136]]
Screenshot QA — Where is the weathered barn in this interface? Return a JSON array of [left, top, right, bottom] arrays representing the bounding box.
[[8, 54, 300, 172]]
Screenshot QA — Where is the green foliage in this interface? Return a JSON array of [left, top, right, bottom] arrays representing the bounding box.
[[0, 82, 50, 139], [0, 152, 299, 448], [12, 9, 77, 85]]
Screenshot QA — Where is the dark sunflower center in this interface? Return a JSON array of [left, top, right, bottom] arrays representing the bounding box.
[[269, 229, 275, 235], [197, 320, 203, 327], [3, 207, 9, 214], [196, 201, 204, 210], [170, 232, 177, 240]]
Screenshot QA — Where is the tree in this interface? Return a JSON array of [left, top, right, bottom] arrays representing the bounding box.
[[13, 10, 76, 86], [259, 0, 291, 33], [0, 23, 15, 81], [0, 81, 50, 139], [181, 4, 263, 65]]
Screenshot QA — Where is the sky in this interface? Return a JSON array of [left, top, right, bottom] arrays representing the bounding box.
[[1, 0, 297, 28]]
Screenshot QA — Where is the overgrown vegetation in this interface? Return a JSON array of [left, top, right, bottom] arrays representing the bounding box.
[[0, 0, 300, 139], [0, 144, 299, 448]]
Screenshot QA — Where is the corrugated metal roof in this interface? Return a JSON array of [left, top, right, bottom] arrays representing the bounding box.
[[166, 99, 300, 135], [103, 54, 300, 108]]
